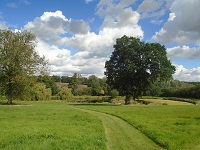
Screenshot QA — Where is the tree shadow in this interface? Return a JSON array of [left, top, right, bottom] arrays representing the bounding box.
[[69, 103, 119, 107]]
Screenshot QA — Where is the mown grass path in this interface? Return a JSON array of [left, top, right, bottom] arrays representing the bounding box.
[[74, 107, 162, 150]]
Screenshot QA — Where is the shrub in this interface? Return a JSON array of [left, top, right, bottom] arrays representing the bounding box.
[[56, 87, 73, 100], [109, 89, 119, 98], [31, 83, 52, 101]]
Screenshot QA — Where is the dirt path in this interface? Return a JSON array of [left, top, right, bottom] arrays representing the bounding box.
[[75, 107, 162, 150]]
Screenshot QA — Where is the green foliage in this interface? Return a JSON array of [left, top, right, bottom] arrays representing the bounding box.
[[72, 96, 111, 103], [56, 86, 73, 100], [87, 75, 102, 96], [52, 75, 61, 82], [76, 86, 92, 96], [109, 89, 119, 98], [105, 35, 175, 104], [68, 73, 85, 96], [37, 75, 58, 95], [161, 84, 200, 100], [30, 83, 51, 101], [0, 29, 47, 104]]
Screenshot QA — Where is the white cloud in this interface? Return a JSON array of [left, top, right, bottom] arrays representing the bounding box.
[[173, 64, 200, 82], [68, 19, 90, 35], [137, 0, 173, 18], [24, 10, 90, 45], [152, 0, 200, 45], [35, 38, 107, 77], [96, 0, 141, 29], [151, 19, 163, 25], [0, 22, 7, 29], [167, 46, 200, 59], [85, 0, 94, 4], [168, 12, 175, 21], [7, 3, 18, 8], [20, 0, 30, 5], [137, 0, 164, 18], [23, 0, 144, 77]]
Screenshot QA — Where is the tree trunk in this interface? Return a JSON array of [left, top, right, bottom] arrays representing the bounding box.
[[7, 81, 13, 105], [125, 95, 131, 105], [7, 99, 12, 105]]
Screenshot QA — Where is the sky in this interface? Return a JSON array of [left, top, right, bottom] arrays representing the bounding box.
[[0, 0, 200, 81]]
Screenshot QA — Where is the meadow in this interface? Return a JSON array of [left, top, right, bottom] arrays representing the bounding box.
[[0, 100, 200, 150], [0, 101, 106, 150], [77, 104, 200, 150]]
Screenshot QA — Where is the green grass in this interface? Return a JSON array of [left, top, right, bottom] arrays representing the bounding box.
[[1, 100, 200, 150], [0, 101, 106, 150], [76, 107, 161, 150], [76, 104, 200, 150]]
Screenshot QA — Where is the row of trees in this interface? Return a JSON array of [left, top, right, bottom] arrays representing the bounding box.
[[34, 74, 200, 100], [0, 29, 199, 105]]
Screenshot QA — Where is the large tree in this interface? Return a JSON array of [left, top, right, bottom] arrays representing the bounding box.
[[105, 35, 175, 105], [0, 29, 47, 104]]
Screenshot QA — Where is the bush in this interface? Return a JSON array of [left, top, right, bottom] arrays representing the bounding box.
[[56, 87, 73, 100], [109, 89, 119, 98], [28, 83, 52, 101]]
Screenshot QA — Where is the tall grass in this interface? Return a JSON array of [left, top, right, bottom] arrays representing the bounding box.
[[0, 101, 106, 150], [77, 104, 200, 150]]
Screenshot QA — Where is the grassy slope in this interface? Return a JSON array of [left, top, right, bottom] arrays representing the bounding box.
[[77, 104, 200, 150], [0, 101, 106, 150], [76, 107, 161, 150]]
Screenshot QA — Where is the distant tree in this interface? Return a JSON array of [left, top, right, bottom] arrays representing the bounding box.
[[68, 73, 80, 95], [109, 89, 119, 99], [105, 35, 175, 105], [87, 75, 101, 96], [37, 75, 58, 95], [31, 83, 51, 101], [56, 86, 73, 100], [52, 75, 61, 82], [145, 80, 162, 96], [0, 29, 47, 104], [61, 76, 71, 83], [99, 77, 109, 95]]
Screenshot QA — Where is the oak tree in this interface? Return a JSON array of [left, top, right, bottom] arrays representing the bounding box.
[[105, 35, 175, 105]]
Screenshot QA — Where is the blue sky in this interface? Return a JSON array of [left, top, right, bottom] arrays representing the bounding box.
[[0, 0, 200, 81]]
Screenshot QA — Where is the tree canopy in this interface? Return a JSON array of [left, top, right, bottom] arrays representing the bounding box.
[[0, 29, 47, 104], [105, 35, 175, 105]]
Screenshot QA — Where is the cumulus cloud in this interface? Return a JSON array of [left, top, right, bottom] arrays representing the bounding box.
[[173, 64, 200, 81], [137, 0, 164, 18], [167, 46, 200, 59], [24, 11, 90, 44], [152, 0, 200, 45], [137, 0, 173, 18], [96, 0, 141, 29], [68, 19, 90, 35], [23, 0, 143, 77], [35, 39, 106, 77]]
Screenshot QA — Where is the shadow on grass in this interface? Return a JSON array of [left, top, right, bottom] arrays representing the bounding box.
[[0, 101, 31, 106], [69, 103, 119, 107], [0, 101, 8, 105]]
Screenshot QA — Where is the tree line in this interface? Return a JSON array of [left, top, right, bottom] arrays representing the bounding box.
[[1, 29, 200, 104], [2, 73, 198, 101]]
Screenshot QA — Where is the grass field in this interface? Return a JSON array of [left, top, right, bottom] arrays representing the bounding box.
[[76, 104, 200, 150], [0, 100, 200, 150], [0, 101, 106, 150]]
